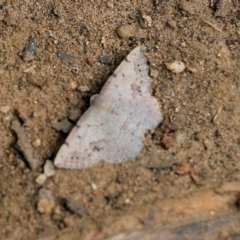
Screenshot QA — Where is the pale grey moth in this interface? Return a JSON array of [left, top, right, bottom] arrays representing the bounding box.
[[54, 46, 163, 169]]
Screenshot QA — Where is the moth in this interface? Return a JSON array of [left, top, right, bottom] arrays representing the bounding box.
[[54, 47, 162, 169]]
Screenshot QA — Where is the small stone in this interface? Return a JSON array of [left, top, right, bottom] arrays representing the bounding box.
[[58, 52, 75, 64], [37, 189, 55, 215], [43, 160, 55, 177], [68, 109, 81, 122], [65, 198, 89, 217], [101, 37, 106, 45], [142, 15, 152, 27], [35, 174, 47, 185], [174, 163, 191, 175], [69, 81, 78, 90], [23, 38, 37, 62], [99, 55, 111, 65], [32, 138, 41, 147], [0, 106, 10, 113], [86, 57, 94, 66], [150, 69, 159, 78], [52, 118, 74, 134], [116, 25, 135, 39], [71, 66, 79, 74], [165, 61, 186, 74], [32, 111, 38, 118], [77, 85, 90, 92], [91, 183, 97, 190]]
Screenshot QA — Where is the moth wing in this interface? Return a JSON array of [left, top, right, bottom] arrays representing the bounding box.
[[100, 47, 151, 101], [54, 46, 163, 169], [54, 106, 107, 169], [103, 97, 162, 163]]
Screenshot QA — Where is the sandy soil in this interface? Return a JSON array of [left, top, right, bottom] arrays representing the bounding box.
[[0, 0, 240, 239]]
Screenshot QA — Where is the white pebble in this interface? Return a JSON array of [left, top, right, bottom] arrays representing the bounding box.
[[32, 138, 41, 147], [69, 81, 78, 90], [44, 160, 55, 177], [91, 183, 97, 190], [165, 61, 185, 74], [35, 174, 47, 185]]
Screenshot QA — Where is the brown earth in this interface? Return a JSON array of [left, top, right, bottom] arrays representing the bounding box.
[[0, 0, 240, 239]]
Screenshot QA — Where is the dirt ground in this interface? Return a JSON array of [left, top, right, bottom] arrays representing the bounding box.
[[1, 0, 240, 239]]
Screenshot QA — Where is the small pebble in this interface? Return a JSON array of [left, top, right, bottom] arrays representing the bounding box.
[[77, 85, 90, 92], [150, 69, 159, 78], [142, 15, 152, 27], [165, 61, 186, 74], [32, 138, 41, 147], [71, 66, 79, 74], [32, 111, 38, 118], [58, 52, 75, 64], [69, 81, 78, 90], [23, 38, 37, 62], [52, 118, 74, 134], [35, 174, 47, 185], [86, 57, 94, 66], [99, 55, 111, 65], [116, 25, 135, 39], [174, 163, 191, 175], [37, 189, 55, 215], [68, 109, 81, 122], [0, 106, 10, 113], [65, 198, 89, 217], [91, 183, 97, 190], [43, 160, 55, 177]]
